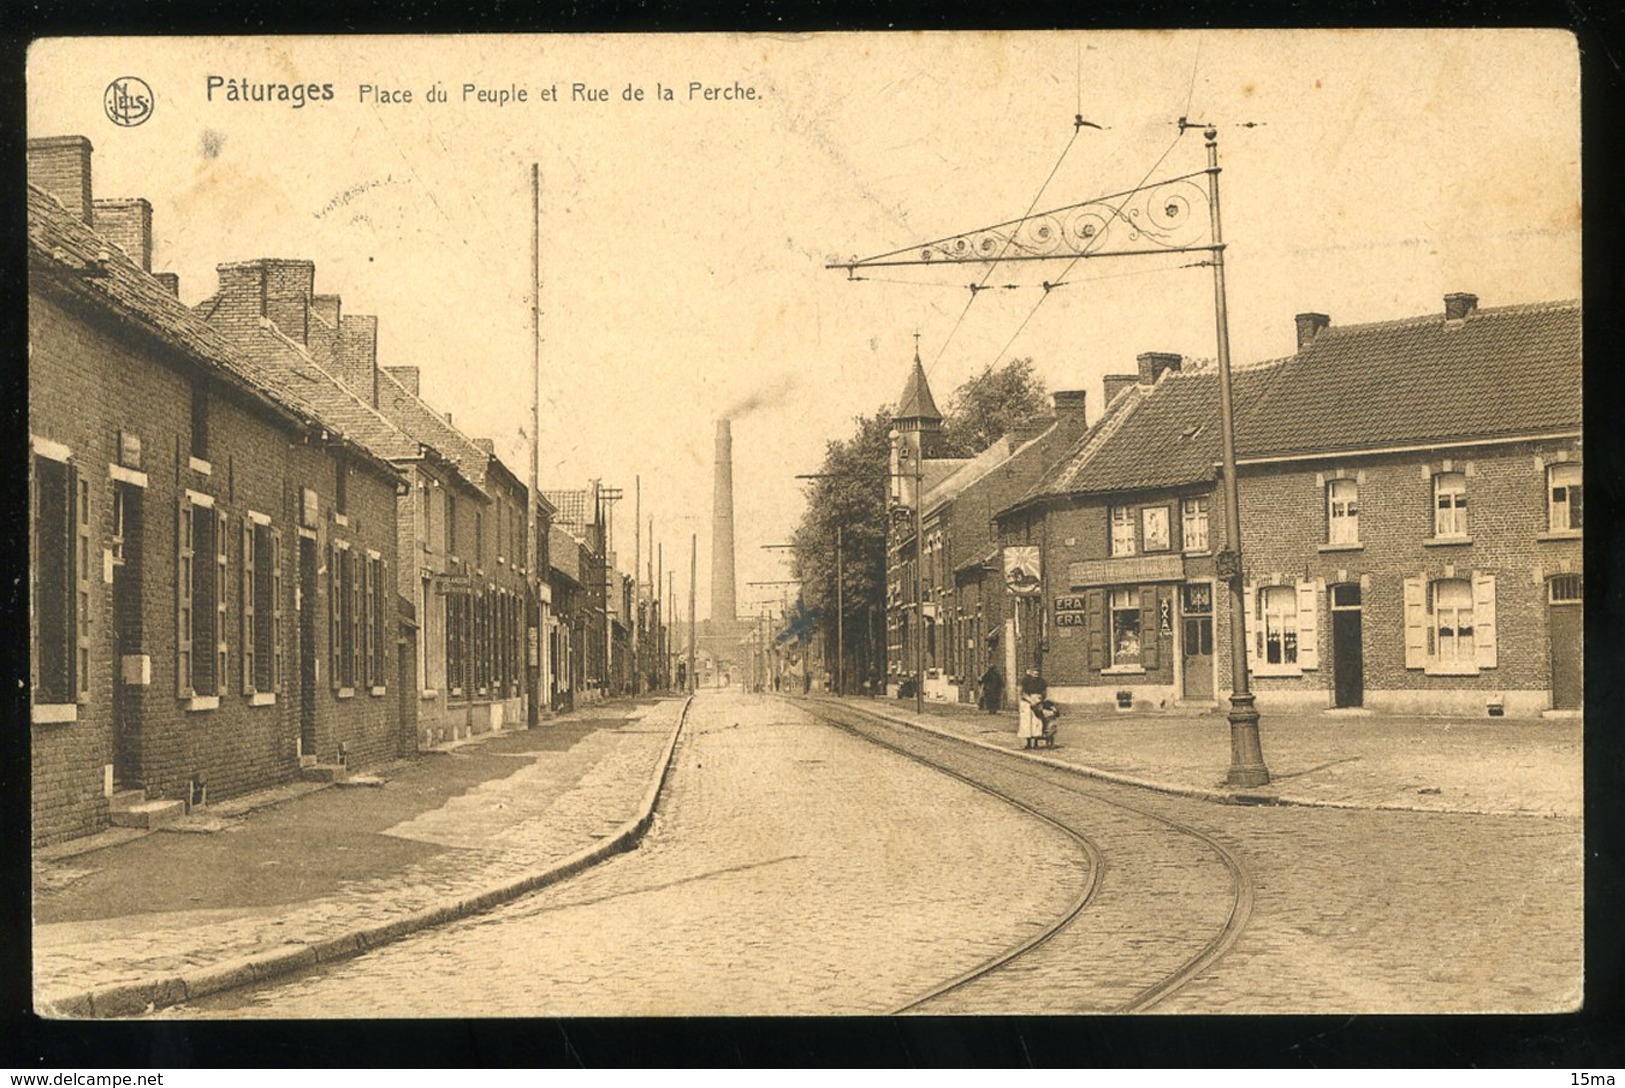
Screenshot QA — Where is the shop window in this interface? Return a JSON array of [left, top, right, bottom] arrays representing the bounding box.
[[1548, 463, 1582, 532], [1110, 506, 1136, 557], [1434, 472, 1468, 538], [1181, 496, 1210, 553], [1109, 587, 1142, 667], [1326, 478, 1360, 545]]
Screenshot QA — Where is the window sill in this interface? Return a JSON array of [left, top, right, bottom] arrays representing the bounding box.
[[336, 687, 356, 700], [1425, 664, 1481, 677], [185, 695, 220, 712], [370, 686, 387, 697], [1317, 542, 1364, 553], [248, 692, 276, 707], [1182, 550, 1212, 558], [1536, 530, 1582, 542], [1100, 665, 1146, 676], [420, 688, 440, 700], [1251, 666, 1303, 679], [188, 456, 213, 476], [32, 703, 78, 725], [1423, 536, 1473, 547]]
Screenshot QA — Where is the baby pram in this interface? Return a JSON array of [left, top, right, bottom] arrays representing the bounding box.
[[1034, 698, 1061, 747]]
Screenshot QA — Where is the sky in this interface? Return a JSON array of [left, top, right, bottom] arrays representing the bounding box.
[[28, 32, 1580, 620]]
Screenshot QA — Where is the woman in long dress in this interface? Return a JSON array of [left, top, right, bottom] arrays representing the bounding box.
[[1017, 669, 1047, 749]]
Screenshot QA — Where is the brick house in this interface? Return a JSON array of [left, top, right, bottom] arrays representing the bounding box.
[[993, 351, 1285, 711], [993, 296, 1581, 719], [892, 386, 1092, 707], [28, 137, 409, 845], [1229, 296, 1582, 717], [544, 487, 611, 707]]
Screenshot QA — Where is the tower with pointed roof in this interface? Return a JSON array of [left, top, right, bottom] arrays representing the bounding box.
[[891, 335, 946, 509]]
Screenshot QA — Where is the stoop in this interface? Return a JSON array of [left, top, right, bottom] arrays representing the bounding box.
[[299, 763, 350, 784], [108, 790, 186, 830]]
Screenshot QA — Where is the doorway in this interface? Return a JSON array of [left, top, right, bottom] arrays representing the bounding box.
[[1180, 582, 1214, 701], [111, 483, 142, 787], [1331, 582, 1364, 708], [298, 534, 318, 758], [1548, 574, 1582, 710]]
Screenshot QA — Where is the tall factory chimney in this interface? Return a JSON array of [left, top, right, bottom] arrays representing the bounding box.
[[711, 418, 738, 623]]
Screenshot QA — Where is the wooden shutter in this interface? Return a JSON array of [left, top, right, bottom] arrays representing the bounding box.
[[1243, 582, 1259, 670], [1086, 589, 1105, 672], [177, 496, 194, 697], [271, 528, 284, 694], [215, 508, 229, 697], [1402, 575, 1427, 670], [1141, 589, 1160, 670], [73, 467, 91, 703], [360, 555, 371, 688], [242, 519, 256, 694], [1472, 572, 1497, 669], [1296, 580, 1319, 671], [329, 541, 340, 689], [377, 559, 388, 689]]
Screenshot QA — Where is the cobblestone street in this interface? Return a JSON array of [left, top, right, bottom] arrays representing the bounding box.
[[166, 691, 1582, 1018], [171, 690, 1089, 1016]]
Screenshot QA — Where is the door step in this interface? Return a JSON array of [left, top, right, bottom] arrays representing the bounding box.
[[108, 795, 186, 829], [299, 763, 350, 784]]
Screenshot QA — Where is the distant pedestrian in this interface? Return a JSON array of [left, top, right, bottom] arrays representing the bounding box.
[[1018, 668, 1048, 749], [978, 664, 1004, 714], [867, 669, 880, 698]]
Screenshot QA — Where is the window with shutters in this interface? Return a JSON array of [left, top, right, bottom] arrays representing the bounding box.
[[1181, 496, 1210, 553], [1110, 506, 1136, 557], [1433, 473, 1468, 538], [1108, 587, 1142, 668], [1548, 463, 1582, 532], [333, 542, 356, 691], [33, 454, 79, 709], [239, 521, 278, 699], [1404, 572, 1496, 674], [1326, 478, 1360, 545]]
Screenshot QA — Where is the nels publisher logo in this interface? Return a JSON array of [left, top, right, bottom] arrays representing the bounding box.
[[103, 76, 153, 127]]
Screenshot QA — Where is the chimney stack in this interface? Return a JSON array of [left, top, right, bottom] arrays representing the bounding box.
[[336, 314, 380, 406], [211, 259, 315, 346], [27, 136, 93, 223], [1294, 312, 1331, 350], [711, 419, 737, 623], [384, 366, 420, 397], [307, 294, 342, 369], [153, 272, 181, 297], [1051, 389, 1088, 425], [1103, 374, 1138, 406], [1137, 352, 1183, 385], [92, 199, 152, 271], [1444, 293, 1478, 321]]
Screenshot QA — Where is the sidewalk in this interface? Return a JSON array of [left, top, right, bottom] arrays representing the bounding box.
[[822, 695, 1581, 819], [32, 695, 690, 1018]]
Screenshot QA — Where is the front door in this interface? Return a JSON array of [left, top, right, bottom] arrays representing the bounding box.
[[1180, 583, 1214, 701], [1331, 583, 1364, 708], [298, 535, 319, 757], [1549, 574, 1583, 709], [111, 483, 142, 787]]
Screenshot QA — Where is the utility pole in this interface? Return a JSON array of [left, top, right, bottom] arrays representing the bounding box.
[[527, 161, 543, 729], [632, 476, 641, 695], [688, 534, 698, 693], [835, 525, 844, 696], [828, 120, 1267, 782]]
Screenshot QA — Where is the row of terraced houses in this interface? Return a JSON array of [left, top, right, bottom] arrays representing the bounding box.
[[887, 294, 1582, 720], [28, 136, 673, 846]]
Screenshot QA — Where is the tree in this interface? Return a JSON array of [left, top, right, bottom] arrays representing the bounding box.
[[939, 357, 1049, 456], [790, 407, 893, 693]]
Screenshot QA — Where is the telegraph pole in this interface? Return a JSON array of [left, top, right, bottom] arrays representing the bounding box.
[[835, 525, 844, 696], [527, 161, 543, 728], [632, 476, 641, 695], [688, 534, 698, 692]]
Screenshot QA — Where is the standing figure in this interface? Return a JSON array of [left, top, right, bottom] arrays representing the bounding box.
[[978, 664, 1005, 714], [1017, 668, 1048, 750]]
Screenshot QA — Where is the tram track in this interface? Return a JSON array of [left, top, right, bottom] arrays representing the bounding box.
[[799, 697, 1254, 1014]]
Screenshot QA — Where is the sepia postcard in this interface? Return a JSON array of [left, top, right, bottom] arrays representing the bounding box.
[[25, 31, 1583, 1020]]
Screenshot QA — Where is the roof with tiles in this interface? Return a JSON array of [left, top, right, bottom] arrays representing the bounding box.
[[372, 367, 492, 494], [925, 416, 1060, 517], [542, 489, 594, 536], [30, 185, 410, 475], [1234, 299, 1581, 459], [1015, 360, 1288, 505]]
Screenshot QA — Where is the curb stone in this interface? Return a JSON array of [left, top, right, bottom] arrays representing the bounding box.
[[820, 696, 1555, 818], [41, 694, 695, 1019]]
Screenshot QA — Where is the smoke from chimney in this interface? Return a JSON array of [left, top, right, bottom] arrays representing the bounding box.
[[711, 419, 737, 623], [720, 373, 800, 421]]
